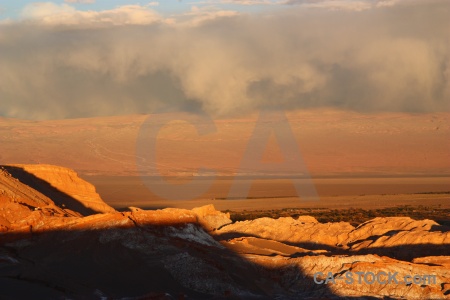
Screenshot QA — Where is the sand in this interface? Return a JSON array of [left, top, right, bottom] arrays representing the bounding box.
[[83, 175, 450, 210]]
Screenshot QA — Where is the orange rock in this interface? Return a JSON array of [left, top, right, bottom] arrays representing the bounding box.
[[4, 164, 115, 214], [192, 204, 232, 231]]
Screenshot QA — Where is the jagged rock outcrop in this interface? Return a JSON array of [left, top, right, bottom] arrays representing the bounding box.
[[0, 205, 265, 299], [0, 165, 115, 225], [215, 216, 355, 247], [0, 183, 448, 299], [245, 254, 450, 299], [192, 204, 232, 231], [216, 216, 450, 257], [213, 214, 450, 299], [222, 236, 328, 256], [345, 217, 441, 244], [0, 166, 72, 231], [413, 256, 450, 268], [3, 164, 115, 214]]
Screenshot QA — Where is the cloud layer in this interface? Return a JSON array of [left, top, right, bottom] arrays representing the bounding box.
[[0, 1, 449, 119]]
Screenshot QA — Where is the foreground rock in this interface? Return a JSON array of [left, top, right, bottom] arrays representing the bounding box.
[[1, 164, 115, 215], [0, 164, 116, 237], [216, 216, 450, 260], [0, 202, 448, 299], [0, 205, 264, 299], [214, 216, 354, 248], [192, 204, 232, 231]]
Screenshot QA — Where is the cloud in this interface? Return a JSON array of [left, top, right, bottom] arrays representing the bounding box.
[[176, 5, 239, 26], [196, 0, 280, 5], [20, 3, 162, 26], [0, 1, 449, 120], [226, 0, 276, 4], [283, 0, 441, 11], [65, 0, 95, 4], [21, 2, 76, 19], [284, 0, 372, 11], [194, 0, 445, 10]]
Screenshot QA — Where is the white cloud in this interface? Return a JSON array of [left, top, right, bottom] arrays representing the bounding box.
[[18, 2, 238, 27], [228, 0, 275, 4], [284, 0, 372, 11], [0, 0, 448, 119], [283, 0, 440, 11], [375, 0, 398, 7], [206, 0, 279, 5], [305, 0, 372, 11], [21, 3, 162, 26], [65, 0, 95, 4], [179, 6, 239, 26], [21, 2, 76, 19], [197, 0, 437, 9]]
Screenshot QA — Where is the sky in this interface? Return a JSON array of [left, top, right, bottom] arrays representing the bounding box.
[[0, 0, 449, 119]]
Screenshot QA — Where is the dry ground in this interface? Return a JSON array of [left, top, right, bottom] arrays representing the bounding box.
[[84, 175, 450, 211]]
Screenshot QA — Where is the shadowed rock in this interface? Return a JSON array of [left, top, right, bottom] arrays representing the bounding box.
[[0, 164, 115, 219]]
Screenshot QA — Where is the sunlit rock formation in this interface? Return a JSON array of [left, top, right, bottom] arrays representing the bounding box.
[[0, 165, 448, 299]]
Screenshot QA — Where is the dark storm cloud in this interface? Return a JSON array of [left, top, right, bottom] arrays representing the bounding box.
[[0, 1, 449, 119]]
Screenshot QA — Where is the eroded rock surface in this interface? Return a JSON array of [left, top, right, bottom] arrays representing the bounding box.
[[3, 164, 115, 214], [0, 164, 114, 224], [215, 216, 355, 248], [192, 204, 232, 231], [0, 170, 448, 299], [214, 215, 450, 299], [216, 215, 450, 259]]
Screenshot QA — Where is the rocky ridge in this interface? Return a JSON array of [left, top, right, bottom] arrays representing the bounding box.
[[0, 165, 449, 299], [0, 164, 114, 223]]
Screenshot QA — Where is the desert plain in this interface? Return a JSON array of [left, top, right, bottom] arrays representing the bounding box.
[[0, 111, 449, 299]]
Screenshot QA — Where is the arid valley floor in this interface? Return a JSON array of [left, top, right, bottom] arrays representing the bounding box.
[[1, 111, 449, 299]]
